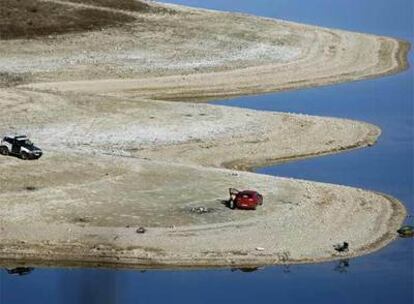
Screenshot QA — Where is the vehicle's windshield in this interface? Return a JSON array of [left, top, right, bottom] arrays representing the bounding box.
[[20, 139, 33, 146]]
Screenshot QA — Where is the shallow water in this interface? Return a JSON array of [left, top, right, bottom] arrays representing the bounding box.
[[1, 1, 413, 303]]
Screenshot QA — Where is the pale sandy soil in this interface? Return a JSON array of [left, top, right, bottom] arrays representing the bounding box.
[[0, 0, 409, 269], [0, 89, 380, 169], [2, 0, 409, 97], [0, 153, 405, 268]]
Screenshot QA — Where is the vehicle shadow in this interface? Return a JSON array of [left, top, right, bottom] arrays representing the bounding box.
[[0, 150, 42, 160], [219, 199, 233, 209], [0, 153, 25, 160]]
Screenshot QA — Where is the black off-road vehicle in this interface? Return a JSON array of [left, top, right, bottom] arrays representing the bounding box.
[[0, 135, 42, 160]]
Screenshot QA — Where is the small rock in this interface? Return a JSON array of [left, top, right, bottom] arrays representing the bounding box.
[[75, 217, 88, 223], [191, 207, 211, 214]]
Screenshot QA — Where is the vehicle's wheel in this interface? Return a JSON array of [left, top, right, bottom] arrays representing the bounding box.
[[20, 152, 29, 160], [0, 146, 8, 156], [229, 200, 236, 209]]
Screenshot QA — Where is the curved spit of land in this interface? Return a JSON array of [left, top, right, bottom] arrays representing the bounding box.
[[0, 0, 409, 269]]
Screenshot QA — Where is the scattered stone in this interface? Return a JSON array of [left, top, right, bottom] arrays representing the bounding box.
[[190, 207, 211, 214]]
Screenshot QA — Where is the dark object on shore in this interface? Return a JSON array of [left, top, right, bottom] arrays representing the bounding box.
[[334, 242, 349, 252], [228, 188, 263, 210], [136, 227, 146, 234], [0, 135, 42, 160], [6, 267, 34, 276], [397, 225, 414, 238]]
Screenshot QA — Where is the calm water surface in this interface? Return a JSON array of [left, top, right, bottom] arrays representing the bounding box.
[[1, 1, 412, 303]]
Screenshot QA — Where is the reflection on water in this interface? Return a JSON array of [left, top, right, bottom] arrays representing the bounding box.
[[231, 267, 263, 273], [1, 0, 413, 303], [5, 268, 35, 276], [334, 260, 350, 274]]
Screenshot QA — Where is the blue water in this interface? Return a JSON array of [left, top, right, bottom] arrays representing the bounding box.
[[1, 1, 413, 303], [217, 66, 414, 216]]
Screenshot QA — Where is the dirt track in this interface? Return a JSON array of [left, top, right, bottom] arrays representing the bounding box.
[[0, 0, 409, 269]]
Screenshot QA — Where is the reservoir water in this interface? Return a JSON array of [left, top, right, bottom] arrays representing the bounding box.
[[1, 1, 412, 303]]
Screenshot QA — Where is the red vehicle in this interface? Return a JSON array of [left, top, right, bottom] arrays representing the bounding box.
[[229, 188, 263, 210]]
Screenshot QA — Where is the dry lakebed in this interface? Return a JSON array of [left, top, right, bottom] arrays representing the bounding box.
[[0, 0, 410, 269]]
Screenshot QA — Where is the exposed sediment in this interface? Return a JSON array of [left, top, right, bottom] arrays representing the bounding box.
[[0, 153, 406, 268], [0, 89, 381, 168], [0, 0, 409, 269]]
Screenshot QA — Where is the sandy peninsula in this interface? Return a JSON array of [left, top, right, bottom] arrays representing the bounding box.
[[0, 153, 406, 268], [0, 0, 409, 269]]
